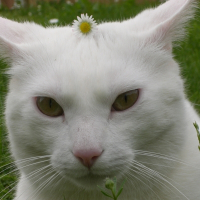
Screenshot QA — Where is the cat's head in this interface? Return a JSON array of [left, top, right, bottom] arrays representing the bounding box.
[[0, 0, 196, 190]]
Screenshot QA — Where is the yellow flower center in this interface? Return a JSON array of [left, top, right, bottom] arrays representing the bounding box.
[[79, 22, 91, 34]]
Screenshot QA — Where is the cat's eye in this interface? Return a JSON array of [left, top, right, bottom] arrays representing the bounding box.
[[36, 97, 64, 117], [112, 89, 139, 111]]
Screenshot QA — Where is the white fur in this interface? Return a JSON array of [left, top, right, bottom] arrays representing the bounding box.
[[0, 0, 200, 199]]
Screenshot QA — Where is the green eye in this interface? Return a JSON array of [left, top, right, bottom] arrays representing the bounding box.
[[112, 90, 139, 111], [36, 97, 63, 117]]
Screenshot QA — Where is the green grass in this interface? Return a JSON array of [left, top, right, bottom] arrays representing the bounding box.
[[0, 0, 200, 199], [98, 177, 127, 199]]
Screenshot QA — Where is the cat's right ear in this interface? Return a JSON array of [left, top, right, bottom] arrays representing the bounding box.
[[125, 0, 197, 52], [0, 17, 44, 63]]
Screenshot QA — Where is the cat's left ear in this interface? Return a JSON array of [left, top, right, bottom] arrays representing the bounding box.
[[0, 17, 45, 63], [127, 0, 197, 52]]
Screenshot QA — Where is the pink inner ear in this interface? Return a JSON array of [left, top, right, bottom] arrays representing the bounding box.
[[0, 36, 22, 62], [153, 0, 187, 20], [0, 17, 45, 60], [0, 17, 25, 43], [0, 17, 45, 44], [138, 0, 194, 52], [146, 19, 174, 50], [163, 44, 172, 52]]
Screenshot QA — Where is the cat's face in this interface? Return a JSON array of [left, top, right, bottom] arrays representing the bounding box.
[[5, 26, 184, 189], [0, 0, 194, 191]]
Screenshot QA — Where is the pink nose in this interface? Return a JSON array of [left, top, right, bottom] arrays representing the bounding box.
[[74, 149, 102, 168]]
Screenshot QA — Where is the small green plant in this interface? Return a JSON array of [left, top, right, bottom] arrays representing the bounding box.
[[194, 122, 200, 151], [98, 177, 127, 200]]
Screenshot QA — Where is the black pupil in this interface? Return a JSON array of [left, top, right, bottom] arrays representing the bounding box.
[[49, 99, 52, 108], [124, 94, 128, 103]]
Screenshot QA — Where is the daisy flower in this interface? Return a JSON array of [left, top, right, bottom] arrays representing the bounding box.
[[72, 14, 97, 37]]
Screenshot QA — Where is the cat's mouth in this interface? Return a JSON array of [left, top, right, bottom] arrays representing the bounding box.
[[62, 170, 117, 189], [64, 172, 107, 189]]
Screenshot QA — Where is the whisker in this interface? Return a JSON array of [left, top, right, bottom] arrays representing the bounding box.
[[31, 171, 60, 200], [0, 163, 52, 197], [0, 164, 53, 200], [123, 167, 162, 200], [128, 160, 190, 200], [113, 165, 161, 199], [0, 158, 50, 180], [0, 182, 16, 200], [132, 160, 179, 185], [134, 150, 198, 169], [15, 166, 54, 200], [123, 163, 168, 199], [130, 162, 178, 198], [0, 155, 51, 174], [139, 161, 184, 169]]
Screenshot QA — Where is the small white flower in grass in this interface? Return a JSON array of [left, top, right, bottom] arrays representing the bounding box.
[[49, 19, 59, 24], [72, 14, 97, 37]]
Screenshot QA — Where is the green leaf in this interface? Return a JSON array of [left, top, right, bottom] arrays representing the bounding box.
[[193, 122, 200, 151], [97, 186, 113, 199], [97, 185, 106, 191], [119, 178, 127, 190], [116, 187, 123, 198], [113, 177, 117, 195], [100, 191, 113, 199], [116, 178, 127, 198]]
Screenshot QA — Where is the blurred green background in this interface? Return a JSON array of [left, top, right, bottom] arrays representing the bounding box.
[[0, 0, 199, 199]]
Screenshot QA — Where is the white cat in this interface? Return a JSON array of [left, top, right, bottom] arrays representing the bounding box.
[[0, 0, 200, 199]]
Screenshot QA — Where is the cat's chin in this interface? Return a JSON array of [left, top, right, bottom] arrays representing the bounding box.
[[66, 173, 114, 190]]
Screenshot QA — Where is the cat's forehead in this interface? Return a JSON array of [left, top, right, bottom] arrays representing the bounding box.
[[23, 28, 146, 100], [17, 25, 171, 101], [32, 29, 133, 70], [39, 26, 146, 74]]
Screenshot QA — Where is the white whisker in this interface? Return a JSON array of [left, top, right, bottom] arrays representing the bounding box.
[[127, 159, 190, 200], [130, 162, 178, 197], [0, 163, 51, 196], [124, 167, 162, 200], [0, 158, 50, 180], [31, 171, 60, 200], [0, 164, 53, 200], [0, 182, 16, 200], [134, 150, 198, 169], [15, 167, 54, 200], [0, 155, 51, 174]]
